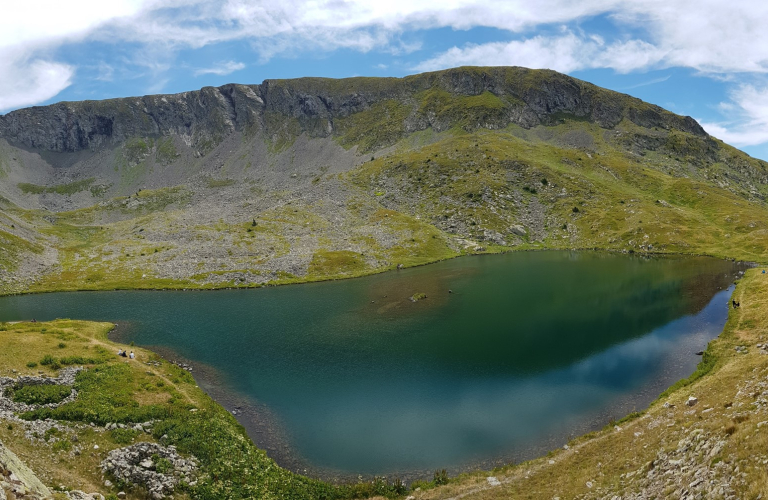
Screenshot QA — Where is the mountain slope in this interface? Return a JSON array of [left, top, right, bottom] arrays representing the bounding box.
[[1, 66, 767, 294]]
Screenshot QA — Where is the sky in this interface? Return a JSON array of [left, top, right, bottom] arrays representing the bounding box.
[[2, 1, 768, 160]]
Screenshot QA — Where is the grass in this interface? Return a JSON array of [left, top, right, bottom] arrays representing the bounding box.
[[6, 272, 768, 499], [155, 137, 179, 164], [205, 177, 236, 188], [0, 228, 43, 273], [11, 116, 768, 295], [0, 320, 414, 499], [308, 250, 369, 277], [349, 123, 768, 263], [18, 178, 95, 196], [335, 100, 412, 152], [10, 384, 72, 405]]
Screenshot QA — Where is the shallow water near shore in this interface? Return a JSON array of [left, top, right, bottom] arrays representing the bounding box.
[[0, 251, 747, 479]]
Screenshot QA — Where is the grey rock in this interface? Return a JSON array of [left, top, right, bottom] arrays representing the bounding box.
[[101, 442, 198, 499], [67, 492, 105, 500], [510, 224, 527, 237], [0, 68, 706, 155]]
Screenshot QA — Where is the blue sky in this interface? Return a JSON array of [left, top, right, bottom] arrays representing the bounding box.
[[2, 1, 768, 160]]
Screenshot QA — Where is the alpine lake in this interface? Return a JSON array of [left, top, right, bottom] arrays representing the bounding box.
[[0, 251, 748, 481]]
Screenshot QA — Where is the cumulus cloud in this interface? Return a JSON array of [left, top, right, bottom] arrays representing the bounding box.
[[415, 0, 768, 75], [0, 53, 74, 112], [4, 0, 768, 120], [75, 0, 767, 76], [414, 32, 666, 74], [194, 60, 246, 76], [0, 0, 149, 111], [699, 85, 768, 147]]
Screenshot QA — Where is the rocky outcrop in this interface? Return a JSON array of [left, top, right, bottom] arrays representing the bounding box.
[[101, 443, 198, 499], [0, 67, 707, 156], [0, 367, 81, 413], [0, 440, 52, 499]]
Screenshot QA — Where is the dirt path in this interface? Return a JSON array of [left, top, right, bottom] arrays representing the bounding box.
[[87, 337, 197, 405]]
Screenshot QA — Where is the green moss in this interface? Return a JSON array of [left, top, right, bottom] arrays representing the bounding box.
[[335, 100, 412, 152], [109, 427, 139, 445], [206, 178, 236, 188], [264, 111, 302, 153], [18, 178, 95, 196], [155, 137, 179, 164], [10, 384, 72, 405], [308, 250, 369, 277], [0, 229, 43, 272], [123, 138, 152, 164], [415, 89, 512, 132], [89, 183, 111, 197]]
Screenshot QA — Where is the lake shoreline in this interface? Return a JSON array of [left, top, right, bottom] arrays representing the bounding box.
[[1, 245, 754, 299], [90, 252, 747, 482]]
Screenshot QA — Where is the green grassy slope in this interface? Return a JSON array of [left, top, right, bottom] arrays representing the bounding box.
[[1, 66, 768, 294]]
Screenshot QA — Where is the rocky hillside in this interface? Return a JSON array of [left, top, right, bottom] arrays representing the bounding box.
[[1, 66, 768, 294]]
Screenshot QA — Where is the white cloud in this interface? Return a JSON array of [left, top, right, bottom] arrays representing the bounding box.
[[79, 0, 768, 76], [619, 75, 671, 90], [414, 32, 665, 74], [407, 1, 768, 75], [699, 85, 768, 147], [194, 60, 246, 76], [3, 0, 768, 120], [0, 53, 74, 112], [0, 0, 149, 49]]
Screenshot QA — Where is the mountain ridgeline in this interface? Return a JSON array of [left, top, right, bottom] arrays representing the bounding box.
[[0, 67, 706, 153], [0, 66, 767, 294]]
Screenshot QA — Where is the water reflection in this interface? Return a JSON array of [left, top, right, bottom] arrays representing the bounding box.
[[0, 252, 746, 478]]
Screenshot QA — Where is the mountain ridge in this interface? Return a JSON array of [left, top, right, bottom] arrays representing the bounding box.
[[0, 66, 707, 154], [0, 66, 767, 295]]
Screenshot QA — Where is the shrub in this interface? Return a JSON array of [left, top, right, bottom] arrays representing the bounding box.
[[110, 427, 139, 445], [60, 356, 102, 365], [40, 354, 55, 366], [433, 469, 449, 485], [153, 455, 174, 474], [11, 384, 72, 405], [21, 365, 167, 425], [44, 427, 61, 441], [26, 361, 38, 368]]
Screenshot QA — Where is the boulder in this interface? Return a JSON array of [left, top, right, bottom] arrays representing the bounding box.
[[510, 224, 527, 237]]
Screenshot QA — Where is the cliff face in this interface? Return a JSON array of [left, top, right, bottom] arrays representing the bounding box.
[[0, 66, 766, 295], [0, 67, 705, 155]]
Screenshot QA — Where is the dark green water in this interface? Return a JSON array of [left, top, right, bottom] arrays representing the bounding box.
[[0, 252, 745, 479]]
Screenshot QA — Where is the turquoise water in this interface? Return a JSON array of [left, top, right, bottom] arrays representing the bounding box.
[[0, 252, 744, 478]]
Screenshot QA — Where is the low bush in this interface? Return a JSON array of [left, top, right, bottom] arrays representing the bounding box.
[[11, 384, 72, 405], [39, 354, 56, 365], [434, 469, 449, 485], [110, 427, 139, 445], [21, 365, 167, 424]]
